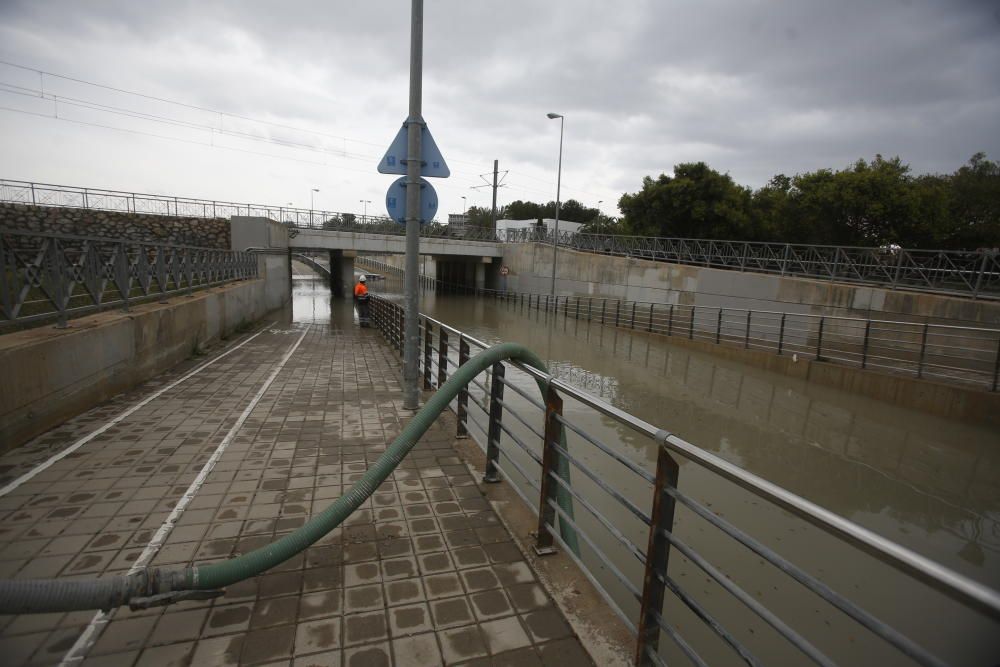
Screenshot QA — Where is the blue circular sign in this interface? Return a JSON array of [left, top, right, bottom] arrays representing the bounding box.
[[385, 177, 438, 224]]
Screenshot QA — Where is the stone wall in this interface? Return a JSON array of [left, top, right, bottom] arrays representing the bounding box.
[[0, 203, 230, 248]]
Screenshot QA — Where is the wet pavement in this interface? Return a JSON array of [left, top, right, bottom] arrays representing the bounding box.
[[0, 308, 595, 666]]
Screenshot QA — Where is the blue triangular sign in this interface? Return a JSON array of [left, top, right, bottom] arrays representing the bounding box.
[[378, 121, 450, 178]]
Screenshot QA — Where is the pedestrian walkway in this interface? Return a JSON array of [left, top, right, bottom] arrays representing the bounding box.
[[0, 315, 595, 666]]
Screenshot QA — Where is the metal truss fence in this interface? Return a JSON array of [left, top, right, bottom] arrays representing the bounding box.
[[504, 228, 1000, 299], [7, 179, 997, 297], [369, 295, 1000, 666], [0, 179, 500, 242], [0, 230, 257, 329]]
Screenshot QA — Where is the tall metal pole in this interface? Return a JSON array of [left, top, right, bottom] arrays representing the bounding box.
[[548, 114, 564, 295], [491, 159, 499, 235], [403, 0, 424, 410]]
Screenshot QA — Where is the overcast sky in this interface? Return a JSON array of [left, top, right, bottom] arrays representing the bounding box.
[[1, 0, 998, 221]]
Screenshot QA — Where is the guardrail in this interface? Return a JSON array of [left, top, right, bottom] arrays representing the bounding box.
[[0, 179, 501, 242], [0, 230, 257, 328], [504, 228, 1000, 299], [368, 295, 1000, 666], [355, 258, 1000, 392]]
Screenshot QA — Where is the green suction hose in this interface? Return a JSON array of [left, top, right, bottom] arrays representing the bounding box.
[[0, 343, 578, 614]]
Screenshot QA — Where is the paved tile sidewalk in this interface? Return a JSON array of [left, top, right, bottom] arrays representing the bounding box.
[[0, 321, 595, 666]]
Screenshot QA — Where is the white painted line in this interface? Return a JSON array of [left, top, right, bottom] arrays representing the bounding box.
[[0, 321, 278, 497], [60, 324, 311, 666]]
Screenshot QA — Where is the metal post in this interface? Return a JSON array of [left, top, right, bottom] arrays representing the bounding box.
[[993, 335, 1000, 392], [615, 300, 620, 327], [402, 0, 424, 410], [667, 304, 674, 337], [631, 302, 636, 329], [861, 320, 872, 369], [688, 306, 694, 339], [549, 114, 564, 296], [588, 297, 592, 322], [438, 328, 449, 392], [816, 316, 825, 359], [635, 446, 680, 666], [601, 299, 606, 324], [456, 337, 470, 438], [649, 303, 654, 333], [423, 320, 433, 390], [716, 308, 723, 344], [778, 313, 786, 354], [745, 311, 752, 349], [576, 297, 581, 320], [916, 322, 929, 379], [534, 385, 562, 556], [483, 362, 505, 483]]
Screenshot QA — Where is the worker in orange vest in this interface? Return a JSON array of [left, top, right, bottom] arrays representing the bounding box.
[[354, 275, 370, 326], [354, 274, 368, 298]]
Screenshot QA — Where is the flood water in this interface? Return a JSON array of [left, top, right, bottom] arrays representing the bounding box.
[[293, 272, 1000, 666]]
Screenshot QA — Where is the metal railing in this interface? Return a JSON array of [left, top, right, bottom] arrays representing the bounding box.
[[368, 295, 1000, 666], [0, 179, 501, 242], [504, 228, 1000, 299], [1, 230, 257, 328], [355, 258, 1000, 392]]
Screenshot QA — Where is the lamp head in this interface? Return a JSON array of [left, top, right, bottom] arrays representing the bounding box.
[[546, 112, 563, 119]]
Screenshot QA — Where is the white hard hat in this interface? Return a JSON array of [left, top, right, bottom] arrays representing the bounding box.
[[359, 275, 366, 282]]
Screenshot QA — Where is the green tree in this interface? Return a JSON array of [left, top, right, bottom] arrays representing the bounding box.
[[949, 152, 1000, 248], [618, 162, 753, 239]]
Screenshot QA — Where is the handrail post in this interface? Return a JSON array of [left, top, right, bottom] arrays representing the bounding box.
[[745, 311, 752, 349], [456, 337, 471, 438], [917, 322, 929, 379], [631, 301, 637, 329], [992, 335, 1000, 392], [615, 300, 620, 327], [667, 304, 674, 337], [398, 309, 405, 354], [576, 297, 581, 320], [437, 328, 449, 391], [649, 303, 654, 333], [423, 319, 433, 390], [861, 320, 872, 369], [816, 316, 825, 360], [483, 362, 505, 483], [716, 308, 723, 344], [534, 385, 562, 556], [601, 298, 606, 324], [778, 313, 786, 354], [635, 445, 679, 667], [688, 306, 694, 339]]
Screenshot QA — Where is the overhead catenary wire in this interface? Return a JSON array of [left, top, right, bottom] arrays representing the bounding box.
[[0, 60, 605, 205]]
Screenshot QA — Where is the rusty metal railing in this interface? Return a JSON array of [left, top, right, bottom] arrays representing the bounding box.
[[369, 294, 1000, 666]]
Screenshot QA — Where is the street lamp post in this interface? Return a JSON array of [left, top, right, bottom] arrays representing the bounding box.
[[546, 112, 564, 296], [461, 195, 467, 219], [310, 188, 319, 226], [360, 199, 371, 224]]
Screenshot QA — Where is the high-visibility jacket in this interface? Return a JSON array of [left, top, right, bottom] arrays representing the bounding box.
[[354, 283, 368, 298]]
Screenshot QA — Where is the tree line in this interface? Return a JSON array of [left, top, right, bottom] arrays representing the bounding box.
[[467, 153, 999, 250]]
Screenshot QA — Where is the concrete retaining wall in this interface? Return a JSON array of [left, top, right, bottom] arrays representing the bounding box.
[[502, 243, 1000, 327], [0, 270, 289, 452], [0, 203, 231, 248]]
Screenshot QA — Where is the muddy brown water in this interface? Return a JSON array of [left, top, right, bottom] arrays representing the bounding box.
[[293, 276, 1000, 665]]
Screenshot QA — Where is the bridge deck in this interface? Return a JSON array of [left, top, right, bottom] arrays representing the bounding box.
[[0, 318, 592, 666]]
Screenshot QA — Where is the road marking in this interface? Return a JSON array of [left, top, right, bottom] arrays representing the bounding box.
[[60, 324, 310, 666], [0, 321, 277, 497]]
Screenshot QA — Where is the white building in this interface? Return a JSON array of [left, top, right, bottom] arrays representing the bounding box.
[[495, 218, 583, 238]]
